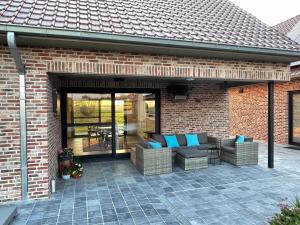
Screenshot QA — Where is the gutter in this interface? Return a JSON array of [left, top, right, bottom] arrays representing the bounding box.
[[1, 24, 300, 59], [291, 61, 300, 67], [7, 32, 27, 200]]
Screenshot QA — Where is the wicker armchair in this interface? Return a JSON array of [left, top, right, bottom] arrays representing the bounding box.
[[135, 144, 172, 176], [220, 138, 258, 166]]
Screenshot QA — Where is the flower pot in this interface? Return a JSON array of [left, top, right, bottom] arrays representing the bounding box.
[[72, 175, 81, 179], [59, 156, 73, 169], [62, 174, 70, 180], [60, 160, 71, 167]]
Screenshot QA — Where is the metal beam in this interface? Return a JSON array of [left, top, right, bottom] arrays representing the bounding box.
[[7, 32, 28, 200], [268, 81, 274, 168]]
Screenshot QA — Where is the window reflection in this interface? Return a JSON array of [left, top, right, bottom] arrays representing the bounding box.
[[293, 94, 300, 143], [115, 93, 156, 152], [66, 93, 112, 156], [65, 92, 156, 156]]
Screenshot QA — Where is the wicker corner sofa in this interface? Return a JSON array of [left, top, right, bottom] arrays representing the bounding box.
[[152, 133, 220, 163], [220, 137, 258, 166], [135, 132, 220, 175]]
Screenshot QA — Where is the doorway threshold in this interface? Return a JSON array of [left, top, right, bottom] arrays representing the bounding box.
[[284, 145, 300, 150]]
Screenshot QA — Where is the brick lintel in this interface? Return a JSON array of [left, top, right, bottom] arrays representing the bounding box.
[[47, 61, 290, 81]]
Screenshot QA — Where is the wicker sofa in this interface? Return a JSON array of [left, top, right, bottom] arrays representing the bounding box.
[[152, 133, 220, 163], [220, 137, 258, 166]]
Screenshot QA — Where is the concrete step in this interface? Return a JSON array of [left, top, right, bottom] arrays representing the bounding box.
[[0, 206, 17, 225]]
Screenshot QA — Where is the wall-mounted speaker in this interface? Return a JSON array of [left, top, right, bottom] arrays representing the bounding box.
[[167, 85, 190, 102]]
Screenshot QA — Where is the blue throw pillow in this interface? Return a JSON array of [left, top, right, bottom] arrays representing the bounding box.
[[164, 135, 180, 148], [185, 134, 200, 147], [236, 135, 245, 144], [148, 141, 162, 149]]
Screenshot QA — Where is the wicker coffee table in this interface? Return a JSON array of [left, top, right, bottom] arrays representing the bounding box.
[[175, 151, 208, 170], [209, 148, 221, 165]]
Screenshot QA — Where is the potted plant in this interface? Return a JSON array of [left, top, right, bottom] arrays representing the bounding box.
[[58, 148, 74, 167], [61, 166, 72, 180], [71, 158, 83, 179]]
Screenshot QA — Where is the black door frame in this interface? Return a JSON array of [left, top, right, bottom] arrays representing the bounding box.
[[60, 87, 161, 158], [288, 91, 300, 146]]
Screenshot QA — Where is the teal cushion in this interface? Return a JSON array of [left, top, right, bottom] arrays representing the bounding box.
[[236, 135, 245, 143], [185, 134, 200, 147], [148, 141, 162, 149], [164, 135, 180, 148]]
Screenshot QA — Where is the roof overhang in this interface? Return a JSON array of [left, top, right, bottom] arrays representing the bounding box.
[[0, 24, 300, 63]]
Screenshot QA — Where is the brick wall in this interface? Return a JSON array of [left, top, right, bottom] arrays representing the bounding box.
[[0, 47, 21, 202], [24, 51, 50, 200], [47, 77, 61, 190], [161, 84, 229, 137], [229, 83, 268, 141], [46, 53, 290, 81], [0, 45, 290, 202], [229, 78, 300, 144]]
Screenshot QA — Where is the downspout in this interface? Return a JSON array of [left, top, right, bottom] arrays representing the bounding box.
[[7, 32, 28, 200]]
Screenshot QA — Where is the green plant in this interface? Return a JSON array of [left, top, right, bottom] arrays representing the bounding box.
[[294, 197, 300, 209], [71, 158, 83, 179], [59, 148, 74, 160], [270, 197, 300, 225]]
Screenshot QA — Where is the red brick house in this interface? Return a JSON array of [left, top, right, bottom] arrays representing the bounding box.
[[0, 0, 300, 203], [229, 15, 300, 145]]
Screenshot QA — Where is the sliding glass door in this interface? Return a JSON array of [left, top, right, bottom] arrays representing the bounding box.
[[114, 93, 156, 153], [66, 93, 113, 156], [63, 91, 158, 157]]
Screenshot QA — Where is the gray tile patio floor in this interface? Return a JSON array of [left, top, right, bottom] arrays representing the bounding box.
[[8, 143, 300, 225]]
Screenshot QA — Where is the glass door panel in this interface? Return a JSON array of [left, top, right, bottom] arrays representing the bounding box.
[[66, 93, 113, 156], [114, 93, 156, 153], [293, 93, 300, 144]]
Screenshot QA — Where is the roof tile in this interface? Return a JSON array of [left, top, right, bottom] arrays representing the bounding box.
[[273, 15, 300, 35], [0, 0, 299, 50]]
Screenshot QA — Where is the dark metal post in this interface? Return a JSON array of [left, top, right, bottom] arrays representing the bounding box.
[[111, 93, 116, 157], [268, 81, 274, 168]]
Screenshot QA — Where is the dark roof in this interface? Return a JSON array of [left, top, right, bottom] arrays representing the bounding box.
[[0, 0, 300, 51], [273, 15, 300, 35]]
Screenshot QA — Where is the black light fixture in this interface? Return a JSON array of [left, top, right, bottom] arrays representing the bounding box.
[[238, 88, 244, 93], [52, 89, 60, 116], [186, 78, 194, 81]]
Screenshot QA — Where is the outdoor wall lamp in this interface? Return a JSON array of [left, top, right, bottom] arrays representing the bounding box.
[[52, 89, 61, 116]]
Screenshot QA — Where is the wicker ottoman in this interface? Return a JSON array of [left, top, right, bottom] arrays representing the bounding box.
[[175, 149, 208, 170]]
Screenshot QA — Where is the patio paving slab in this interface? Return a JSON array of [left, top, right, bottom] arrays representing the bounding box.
[[6, 143, 300, 225]]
